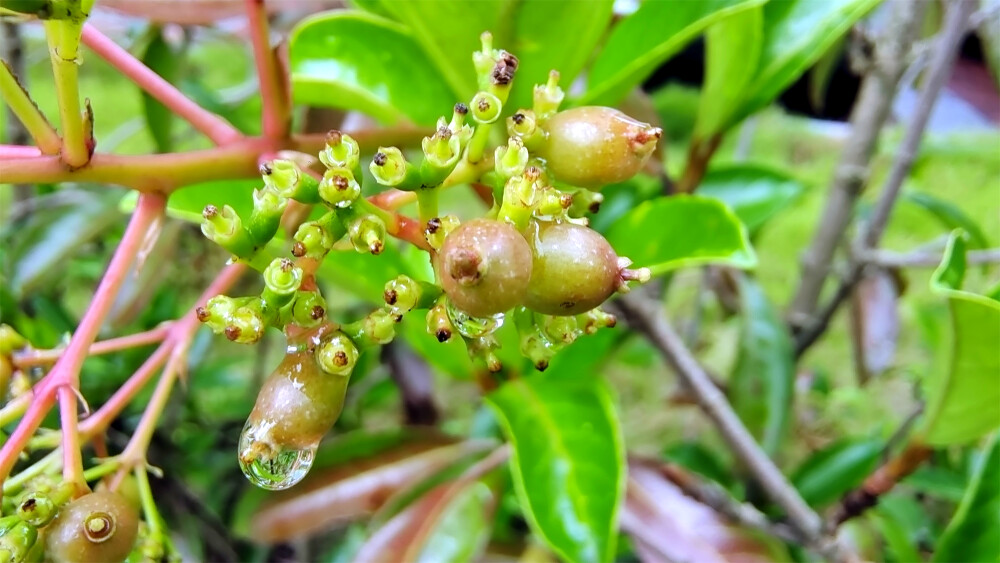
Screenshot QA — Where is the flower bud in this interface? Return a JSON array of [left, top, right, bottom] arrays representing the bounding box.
[[370, 147, 422, 190], [506, 110, 544, 151], [315, 332, 359, 377], [533, 70, 564, 120], [384, 276, 442, 316], [578, 308, 617, 334], [446, 103, 474, 146], [246, 186, 288, 246], [261, 160, 322, 204], [17, 492, 56, 527], [348, 214, 387, 255], [361, 309, 397, 345], [569, 189, 604, 216], [470, 91, 502, 124], [196, 295, 238, 333], [423, 214, 461, 252], [290, 291, 327, 328], [495, 137, 529, 180], [318, 130, 361, 171], [225, 306, 266, 344], [318, 167, 361, 208], [262, 258, 303, 309], [201, 204, 255, 257], [426, 302, 454, 343], [292, 217, 340, 259], [420, 126, 462, 186]]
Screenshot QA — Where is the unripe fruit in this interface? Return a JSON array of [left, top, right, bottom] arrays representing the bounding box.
[[526, 222, 620, 315], [44, 492, 139, 563], [435, 219, 532, 317], [540, 106, 661, 189], [245, 349, 350, 451]]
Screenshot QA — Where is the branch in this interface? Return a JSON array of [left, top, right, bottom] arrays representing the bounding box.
[[13, 324, 172, 369], [831, 441, 932, 525], [44, 19, 90, 167], [80, 24, 242, 145], [861, 247, 1000, 268], [244, 0, 288, 139], [0, 60, 61, 154], [787, 0, 927, 331], [794, 0, 977, 357], [614, 294, 845, 558]]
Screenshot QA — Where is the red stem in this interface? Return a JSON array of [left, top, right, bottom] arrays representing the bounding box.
[[0, 194, 166, 484], [245, 0, 288, 139], [0, 145, 42, 158], [80, 25, 242, 145], [14, 324, 172, 369]]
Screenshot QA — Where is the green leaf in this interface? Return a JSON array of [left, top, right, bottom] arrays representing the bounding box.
[[289, 12, 454, 125], [605, 195, 756, 275], [695, 5, 763, 138], [487, 377, 624, 563], [730, 276, 794, 456], [872, 507, 924, 563], [791, 438, 882, 509], [903, 190, 991, 249], [162, 179, 258, 223], [140, 27, 181, 153], [582, 0, 765, 106], [698, 164, 806, 235], [921, 232, 1000, 445], [662, 442, 734, 488], [934, 434, 1000, 562]]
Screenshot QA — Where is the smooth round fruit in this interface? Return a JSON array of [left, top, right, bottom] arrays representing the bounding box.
[[540, 106, 661, 189], [247, 350, 349, 450], [44, 492, 139, 563], [435, 219, 532, 317], [526, 222, 620, 315]]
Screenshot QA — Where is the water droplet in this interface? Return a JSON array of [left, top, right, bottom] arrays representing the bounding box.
[[238, 420, 316, 490], [445, 301, 504, 338]]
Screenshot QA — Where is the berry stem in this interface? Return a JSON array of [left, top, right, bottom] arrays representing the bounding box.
[[0, 193, 165, 486], [244, 0, 288, 140], [134, 466, 166, 543], [44, 19, 89, 168], [58, 385, 85, 493], [80, 24, 242, 145], [0, 60, 61, 154]]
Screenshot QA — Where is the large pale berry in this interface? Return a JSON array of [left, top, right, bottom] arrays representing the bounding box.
[[44, 492, 139, 563], [526, 221, 620, 315]]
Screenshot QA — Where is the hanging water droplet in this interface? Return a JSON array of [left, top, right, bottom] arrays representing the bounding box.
[[238, 419, 316, 491], [446, 301, 504, 338]]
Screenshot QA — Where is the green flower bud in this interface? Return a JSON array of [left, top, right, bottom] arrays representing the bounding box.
[[445, 103, 473, 146], [569, 189, 604, 216], [196, 295, 238, 333], [16, 492, 56, 527], [506, 110, 545, 152], [426, 302, 454, 343], [0, 519, 37, 563], [290, 291, 327, 328], [498, 167, 543, 230], [577, 308, 617, 334], [534, 187, 574, 219], [318, 130, 361, 171], [383, 276, 442, 316], [495, 137, 529, 180], [420, 126, 462, 186], [315, 332, 359, 377], [246, 186, 288, 246], [261, 160, 321, 204], [532, 70, 564, 120], [0, 324, 27, 355], [292, 218, 339, 260], [201, 204, 255, 257], [262, 258, 303, 309], [466, 334, 502, 373], [472, 31, 498, 88], [318, 167, 362, 209], [225, 306, 266, 344], [423, 214, 461, 252], [348, 215, 386, 255], [470, 91, 502, 125], [369, 147, 422, 190]]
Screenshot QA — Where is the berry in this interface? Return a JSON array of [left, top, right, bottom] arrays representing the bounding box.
[[539, 106, 661, 189], [435, 219, 532, 317], [44, 492, 139, 563], [525, 221, 621, 315]]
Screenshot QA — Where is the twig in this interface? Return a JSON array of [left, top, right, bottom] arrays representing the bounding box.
[[831, 441, 932, 525], [244, 0, 288, 139], [80, 24, 242, 145], [794, 0, 977, 357], [787, 0, 927, 331], [13, 324, 172, 369], [614, 294, 846, 559], [861, 247, 1000, 268]]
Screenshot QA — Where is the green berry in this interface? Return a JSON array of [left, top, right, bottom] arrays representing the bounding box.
[[525, 221, 621, 315], [44, 492, 139, 563], [540, 106, 662, 189], [435, 219, 532, 317]]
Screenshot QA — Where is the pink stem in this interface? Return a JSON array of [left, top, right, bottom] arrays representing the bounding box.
[[0, 194, 166, 484], [245, 0, 288, 139], [58, 386, 83, 488], [80, 25, 242, 146], [14, 324, 172, 369], [0, 145, 42, 158]]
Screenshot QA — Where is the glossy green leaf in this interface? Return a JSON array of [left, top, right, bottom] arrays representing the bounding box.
[[872, 508, 923, 563], [730, 276, 793, 456], [698, 164, 806, 235], [605, 195, 756, 275], [582, 0, 764, 106], [934, 434, 999, 562], [543, 329, 621, 381], [695, 5, 763, 138], [140, 28, 181, 153], [487, 377, 624, 563], [662, 442, 734, 488], [921, 232, 1000, 445], [903, 190, 991, 249], [791, 438, 882, 509], [289, 12, 454, 125]]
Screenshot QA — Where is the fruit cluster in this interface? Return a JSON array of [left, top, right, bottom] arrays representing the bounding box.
[[195, 33, 660, 490]]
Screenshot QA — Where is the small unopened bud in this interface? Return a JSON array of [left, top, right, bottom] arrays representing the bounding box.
[[261, 160, 321, 204], [370, 147, 421, 190], [470, 91, 502, 124], [447, 103, 474, 145], [17, 493, 56, 527], [423, 214, 461, 251], [348, 215, 387, 255], [247, 186, 288, 245], [199, 295, 237, 332], [363, 309, 397, 345], [319, 130, 361, 170], [495, 137, 529, 179], [421, 126, 462, 186], [290, 291, 327, 328], [535, 187, 574, 218], [578, 308, 617, 334], [570, 189, 604, 216], [293, 219, 338, 260], [318, 167, 362, 208], [262, 258, 303, 308], [201, 204, 255, 257], [315, 332, 359, 377], [533, 70, 564, 119], [225, 306, 266, 344], [426, 302, 454, 342]]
